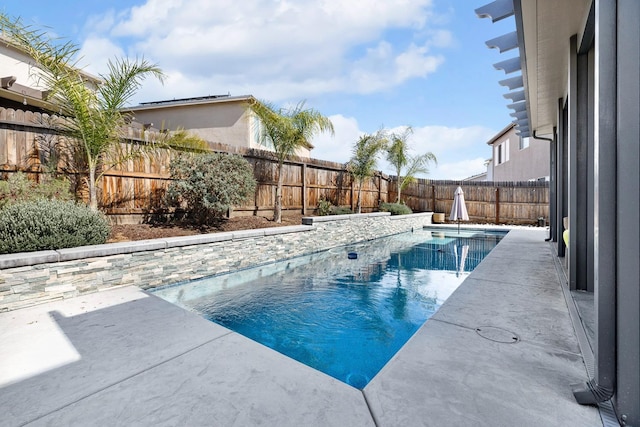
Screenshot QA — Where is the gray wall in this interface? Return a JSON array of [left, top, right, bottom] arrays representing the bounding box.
[[491, 126, 550, 182], [0, 213, 433, 312]]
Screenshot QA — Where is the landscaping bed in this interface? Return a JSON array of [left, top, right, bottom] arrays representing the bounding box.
[[108, 214, 306, 242]]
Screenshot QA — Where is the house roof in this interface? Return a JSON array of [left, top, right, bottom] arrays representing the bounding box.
[[486, 123, 516, 145], [476, 0, 591, 137], [462, 171, 488, 181], [124, 94, 256, 112], [0, 34, 103, 111], [0, 34, 103, 85]]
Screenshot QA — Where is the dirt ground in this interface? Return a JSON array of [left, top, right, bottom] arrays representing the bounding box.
[[108, 214, 306, 243]]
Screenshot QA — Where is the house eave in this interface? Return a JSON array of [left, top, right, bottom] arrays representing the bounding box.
[[123, 95, 256, 112], [486, 123, 516, 145]]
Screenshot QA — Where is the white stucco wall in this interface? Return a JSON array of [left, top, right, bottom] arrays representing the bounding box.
[[0, 44, 45, 90]]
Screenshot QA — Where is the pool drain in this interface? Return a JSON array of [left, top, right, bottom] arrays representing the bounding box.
[[475, 326, 519, 343]]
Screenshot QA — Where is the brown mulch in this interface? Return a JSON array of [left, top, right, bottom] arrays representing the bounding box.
[[107, 214, 306, 243]]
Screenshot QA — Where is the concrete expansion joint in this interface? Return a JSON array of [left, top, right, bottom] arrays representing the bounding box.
[[360, 389, 381, 427], [472, 276, 559, 291]]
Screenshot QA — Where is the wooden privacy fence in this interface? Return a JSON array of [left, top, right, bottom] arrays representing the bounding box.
[[98, 144, 390, 220], [1, 106, 548, 225], [214, 145, 389, 218], [390, 178, 549, 225], [0, 107, 388, 222]]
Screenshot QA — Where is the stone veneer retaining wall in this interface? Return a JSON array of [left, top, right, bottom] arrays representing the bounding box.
[[0, 212, 433, 312]]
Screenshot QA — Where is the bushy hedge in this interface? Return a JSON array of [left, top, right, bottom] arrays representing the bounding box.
[[331, 206, 353, 215], [0, 172, 72, 209], [0, 199, 110, 254], [317, 197, 332, 216], [164, 153, 257, 224], [379, 202, 413, 215]]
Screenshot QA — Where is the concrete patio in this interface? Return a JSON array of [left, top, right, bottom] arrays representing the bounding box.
[[0, 228, 602, 426]]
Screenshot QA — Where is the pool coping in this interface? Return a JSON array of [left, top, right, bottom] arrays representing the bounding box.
[[363, 227, 601, 426], [0, 225, 314, 269]]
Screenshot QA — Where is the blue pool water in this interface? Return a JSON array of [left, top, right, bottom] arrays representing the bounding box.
[[153, 228, 506, 389]]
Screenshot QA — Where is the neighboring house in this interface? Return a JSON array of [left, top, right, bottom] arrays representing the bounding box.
[[0, 35, 101, 113], [478, 0, 639, 424], [123, 95, 312, 158], [484, 158, 493, 181], [486, 123, 549, 181], [462, 170, 487, 182]]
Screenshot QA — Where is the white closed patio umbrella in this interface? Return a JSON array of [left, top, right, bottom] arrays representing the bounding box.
[[449, 186, 469, 233]]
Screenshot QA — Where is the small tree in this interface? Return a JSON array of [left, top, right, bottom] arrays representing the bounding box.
[[165, 153, 257, 224], [385, 127, 437, 203], [250, 99, 334, 223], [347, 131, 387, 214], [1, 14, 206, 210]]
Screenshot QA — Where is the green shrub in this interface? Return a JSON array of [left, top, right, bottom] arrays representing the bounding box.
[[379, 202, 413, 215], [165, 153, 257, 224], [0, 172, 73, 209], [331, 206, 353, 215], [317, 197, 332, 216], [0, 199, 110, 254]]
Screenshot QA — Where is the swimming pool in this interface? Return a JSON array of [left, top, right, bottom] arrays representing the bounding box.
[[153, 228, 506, 389]]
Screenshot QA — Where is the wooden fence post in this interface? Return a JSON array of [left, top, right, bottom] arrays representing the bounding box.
[[495, 187, 500, 224], [432, 185, 436, 212], [301, 163, 307, 215], [350, 180, 355, 212]]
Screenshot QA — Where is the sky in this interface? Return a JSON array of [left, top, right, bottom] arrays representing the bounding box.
[[1, 0, 517, 180]]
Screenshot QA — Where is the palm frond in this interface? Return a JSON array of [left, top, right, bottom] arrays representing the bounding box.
[[99, 57, 165, 111], [383, 124, 437, 202], [348, 131, 387, 182], [250, 99, 334, 163], [1, 12, 166, 209]]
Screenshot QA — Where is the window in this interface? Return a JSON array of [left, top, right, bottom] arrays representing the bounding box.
[[251, 115, 272, 149], [519, 136, 530, 150], [495, 139, 510, 165]]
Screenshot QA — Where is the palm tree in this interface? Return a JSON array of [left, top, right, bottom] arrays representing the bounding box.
[[385, 127, 437, 203], [347, 131, 388, 214], [250, 100, 334, 222], [1, 15, 201, 210]]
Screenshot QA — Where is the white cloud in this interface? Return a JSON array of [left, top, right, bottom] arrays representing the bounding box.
[[435, 157, 488, 180], [78, 37, 125, 75], [410, 125, 495, 153], [429, 29, 454, 48], [69, 0, 492, 181], [84, 10, 117, 35], [310, 118, 494, 181], [311, 114, 363, 164], [394, 44, 443, 82], [79, 0, 446, 102]]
